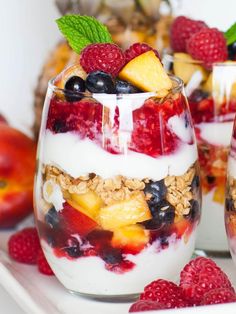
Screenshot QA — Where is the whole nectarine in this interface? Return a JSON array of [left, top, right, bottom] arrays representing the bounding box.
[[0, 122, 36, 228]]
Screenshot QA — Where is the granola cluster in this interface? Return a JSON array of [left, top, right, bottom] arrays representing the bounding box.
[[44, 164, 197, 216], [228, 176, 236, 210]]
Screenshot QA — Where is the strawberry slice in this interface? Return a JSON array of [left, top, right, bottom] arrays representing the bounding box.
[[59, 202, 97, 236]]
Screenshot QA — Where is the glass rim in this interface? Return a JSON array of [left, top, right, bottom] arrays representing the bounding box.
[[164, 53, 236, 67], [48, 73, 184, 97]]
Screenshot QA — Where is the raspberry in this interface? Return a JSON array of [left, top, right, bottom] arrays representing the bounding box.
[[80, 43, 125, 77], [8, 227, 41, 264], [140, 279, 190, 308], [201, 288, 236, 305], [129, 300, 165, 312], [124, 43, 160, 63], [187, 28, 228, 69], [170, 16, 207, 52], [180, 257, 234, 305], [37, 248, 54, 276]]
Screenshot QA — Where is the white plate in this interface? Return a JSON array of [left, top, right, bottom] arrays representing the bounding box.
[[1, 229, 236, 314]]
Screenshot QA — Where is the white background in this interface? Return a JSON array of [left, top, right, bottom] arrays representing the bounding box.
[[1, 0, 236, 137]]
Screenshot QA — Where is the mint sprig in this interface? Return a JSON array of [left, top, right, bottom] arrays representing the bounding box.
[[224, 22, 236, 45], [56, 15, 113, 54]]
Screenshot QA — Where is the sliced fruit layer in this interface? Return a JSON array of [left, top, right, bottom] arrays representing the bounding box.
[[99, 192, 151, 230]]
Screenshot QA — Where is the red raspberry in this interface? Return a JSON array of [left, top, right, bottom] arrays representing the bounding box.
[[129, 300, 165, 312], [80, 43, 125, 77], [170, 16, 207, 52], [8, 227, 41, 264], [201, 288, 236, 305], [124, 43, 160, 63], [180, 257, 234, 305], [140, 279, 190, 308], [187, 28, 228, 69], [37, 248, 54, 276]]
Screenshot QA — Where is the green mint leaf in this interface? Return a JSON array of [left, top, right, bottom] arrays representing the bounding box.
[[224, 22, 236, 45], [56, 15, 113, 54]]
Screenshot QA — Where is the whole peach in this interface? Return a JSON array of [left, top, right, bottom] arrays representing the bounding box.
[[0, 122, 36, 227]]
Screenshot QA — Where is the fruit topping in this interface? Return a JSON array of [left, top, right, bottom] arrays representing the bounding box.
[[228, 42, 236, 60], [187, 28, 228, 69], [144, 180, 167, 207], [80, 43, 125, 77], [37, 247, 54, 275], [8, 227, 41, 264], [54, 64, 86, 89], [99, 192, 151, 230], [115, 79, 141, 94], [180, 257, 234, 305], [85, 71, 115, 93], [119, 51, 172, 93], [140, 279, 190, 308], [124, 42, 160, 63], [201, 288, 236, 305], [129, 300, 165, 312], [64, 75, 86, 101], [170, 16, 207, 52], [60, 202, 97, 236], [173, 53, 207, 84]]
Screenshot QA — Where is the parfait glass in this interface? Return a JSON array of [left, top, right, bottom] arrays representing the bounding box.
[[226, 123, 236, 264], [34, 74, 201, 300], [163, 55, 236, 253]]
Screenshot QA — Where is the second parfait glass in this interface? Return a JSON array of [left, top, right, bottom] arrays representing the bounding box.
[[34, 74, 201, 300], [163, 55, 236, 253]]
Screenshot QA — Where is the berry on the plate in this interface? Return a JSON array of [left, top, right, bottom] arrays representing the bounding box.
[[80, 43, 125, 77], [119, 51, 172, 93], [140, 279, 190, 308], [85, 71, 115, 94], [170, 16, 207, 52], [37, 248, 54, 275], [187, 28, 228, 69], [180, 257, 234, 305], [115, 80, 141, 94], [8, 227, 41, 264], [201, 288, 236, 305], [129, 300, 165, 312], [124, 42, 160, 63]]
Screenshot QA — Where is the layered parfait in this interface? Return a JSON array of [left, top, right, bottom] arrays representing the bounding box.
[[226, 125, 236, 265], [163, 16, 236, 252], [34, 15, 201, 298]]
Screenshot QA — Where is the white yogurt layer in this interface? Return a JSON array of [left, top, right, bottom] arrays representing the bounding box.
[[42, 130, 197, 181], [42, 231, 196, 295], [197, 121, 233, 146]]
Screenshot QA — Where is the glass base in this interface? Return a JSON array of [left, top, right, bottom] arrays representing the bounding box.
[[194, 249, 231, 259], [69, 290, 139, 303]]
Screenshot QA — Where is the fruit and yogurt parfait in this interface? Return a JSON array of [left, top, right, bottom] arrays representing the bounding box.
[[34, 15, 201, 299], [163, 16, 236, 252], [226, 125, 236, 265]]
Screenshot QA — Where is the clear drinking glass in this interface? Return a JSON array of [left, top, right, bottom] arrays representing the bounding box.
[[163, 55, 236, 253], [226, 122, 236, 264], [34, 74, 201, 300]]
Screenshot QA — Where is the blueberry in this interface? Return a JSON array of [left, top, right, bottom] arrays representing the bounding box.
[[64, 76, 85, 102], [144, 180, 167, 207], [225, 198, 235, 212], [100, 246, 122, 264], [185, 200, 200, 221], [86, 71, 115, 94], [64, 237, 82, 258], [142, 199, 175, 230], [228, 42, 236, 60], [189, 89, 209, 103], [115, 80, 141, 94], [52, 119, 66, 133], [206, 175, 215, 185], [45, 207, 60, 228]]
